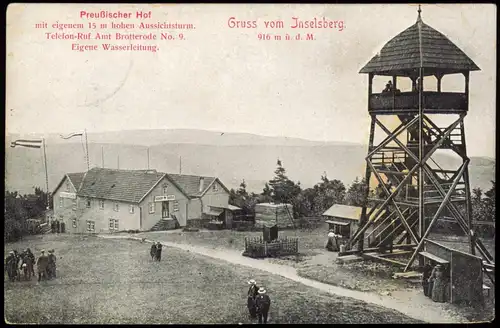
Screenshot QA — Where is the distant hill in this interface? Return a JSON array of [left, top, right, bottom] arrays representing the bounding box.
[[5, 129, 495, 195], [6, 128, 360, 147]]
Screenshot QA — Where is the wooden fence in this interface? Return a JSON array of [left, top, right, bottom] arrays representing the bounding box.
[[243, 236, 299, 258]]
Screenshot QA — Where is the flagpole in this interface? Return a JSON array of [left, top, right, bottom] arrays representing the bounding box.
[[147, 147, 150, 170], [101, 146, 104, 168], [42, 138, 50, 210], [179, 156, 182, 174], [85, 129, 90, 171]]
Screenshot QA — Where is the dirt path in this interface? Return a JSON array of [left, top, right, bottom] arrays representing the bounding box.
[[98, 234, 469, 324]]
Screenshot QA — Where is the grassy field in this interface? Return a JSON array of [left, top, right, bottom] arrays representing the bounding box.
[[4, 234, 422, 324], [136, 228, 420, 291], [134, 228, 495, 322]]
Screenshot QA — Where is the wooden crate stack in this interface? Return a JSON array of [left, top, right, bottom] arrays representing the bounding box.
[[254, 203, 295, 229]]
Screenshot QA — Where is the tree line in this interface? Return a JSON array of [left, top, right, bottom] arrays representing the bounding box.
[[229, 159, 496, 235], [4, 188, 52, 243], [229, 159, 369, 219]]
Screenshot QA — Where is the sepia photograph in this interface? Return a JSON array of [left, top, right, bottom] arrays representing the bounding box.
[[5, 3, 496, 324]]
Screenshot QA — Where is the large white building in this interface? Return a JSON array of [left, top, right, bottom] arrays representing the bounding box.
[[52, 167, 234, 233]]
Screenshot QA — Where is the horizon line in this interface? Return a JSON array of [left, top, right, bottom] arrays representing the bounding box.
[[5, 127, 364, 145]]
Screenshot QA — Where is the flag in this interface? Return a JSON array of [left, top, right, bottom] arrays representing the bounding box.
[[60, 132, 84, 139], [10, 139, 42, 149]]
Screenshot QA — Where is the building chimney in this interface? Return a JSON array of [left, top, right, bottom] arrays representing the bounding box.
[[199, 177, 204, 192]]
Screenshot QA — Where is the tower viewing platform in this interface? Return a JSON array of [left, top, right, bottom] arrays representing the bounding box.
[[360, 9, 479, 115]]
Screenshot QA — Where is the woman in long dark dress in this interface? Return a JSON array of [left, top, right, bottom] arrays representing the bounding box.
[[422, 262, 433, 297], [431, 264, 446, 303], [150, 243, 157, 261], [427, 264, 437, 298]]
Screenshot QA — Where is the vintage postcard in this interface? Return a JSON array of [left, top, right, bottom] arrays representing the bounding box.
[[5, 3, 495, 324]]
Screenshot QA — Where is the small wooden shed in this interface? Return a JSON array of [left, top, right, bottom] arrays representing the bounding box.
[[322, 204, 384, 240], [323, 204, 364, 239], [420, 239, 485, 304]]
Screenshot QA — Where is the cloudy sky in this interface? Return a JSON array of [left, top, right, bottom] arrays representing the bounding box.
[[6, 3, 496, 157]]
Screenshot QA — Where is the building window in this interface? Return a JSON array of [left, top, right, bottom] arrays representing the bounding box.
[[72, 199, 77, 211], [59, 198, 63, 208], [173, 200, 179, 212], [149, 202, 155, 214], [114, 203, 119, 212], [162, 184, 168, 194], [212, 183, 218, 192], [129, 205, 135, 214], [66, 181, 70, 192], [87, 220, 95, 233], [86, 199, 91, 208], [109, 219, 119, 231], [99, 200, 104, 210], [72, 218, 77, 228]]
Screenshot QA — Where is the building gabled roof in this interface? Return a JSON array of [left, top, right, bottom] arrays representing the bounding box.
[[67, 172, 85, 191], [360, 11, 480, 75], [52, 172, 85, 195], [167, 174, 218, 197], [78, 168, 166, 204], [323, 204, 385, 222], [55, 168, 230, 204]]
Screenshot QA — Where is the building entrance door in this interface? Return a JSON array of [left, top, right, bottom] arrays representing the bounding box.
[[162, 201, 170, 218]]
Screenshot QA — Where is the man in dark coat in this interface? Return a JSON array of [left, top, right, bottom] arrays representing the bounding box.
[[13, 250, 22, 281], [36, 250, 49, 282], [255, 287, 271, 324], [247, 279, 259, 318], [25, 248, 36, 276], [47, 249, 57, 279], [150, 243, 157, 261], [155, 242, 163, 261], [5, 251, 18, 282], [21, 249, 34, 280]]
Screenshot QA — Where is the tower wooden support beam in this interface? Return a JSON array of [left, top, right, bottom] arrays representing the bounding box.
[[350, 8, 493, 276]]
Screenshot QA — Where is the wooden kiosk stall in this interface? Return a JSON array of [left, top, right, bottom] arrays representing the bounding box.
[[420, 238, 485, 304]]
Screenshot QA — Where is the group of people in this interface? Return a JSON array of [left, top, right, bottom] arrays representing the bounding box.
[[5, 249, 57, 282], [381, 80, 402, 94], [51, 220, 65, 233], [150, 242, 163, 261], [247, 279, 272, 324], [382, 79, 423, 94], [422, 263, 449, 303]]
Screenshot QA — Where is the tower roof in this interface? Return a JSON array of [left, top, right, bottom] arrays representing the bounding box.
[[360, 7, 480, 76]]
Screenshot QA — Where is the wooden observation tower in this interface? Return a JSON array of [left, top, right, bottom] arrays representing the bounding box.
[[344, 6, 495, 277]]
